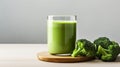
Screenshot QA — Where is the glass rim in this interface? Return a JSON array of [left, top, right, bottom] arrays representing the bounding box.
[[48, 15, 77, 17], [47, 15, 77, 21]]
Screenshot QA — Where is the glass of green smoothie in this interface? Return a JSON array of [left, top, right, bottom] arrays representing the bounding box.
[[47, 15, 77, 55]]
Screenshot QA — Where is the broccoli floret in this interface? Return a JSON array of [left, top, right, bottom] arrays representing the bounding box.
[[94, 37, 120, 61], [94, 37, 112, 49], [94, 37, 112, 59], [97, 45, 115, 61], [71, 39, 96, 57]]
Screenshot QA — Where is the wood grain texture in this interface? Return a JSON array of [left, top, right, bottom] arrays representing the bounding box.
[[37, 52, 95, 63]]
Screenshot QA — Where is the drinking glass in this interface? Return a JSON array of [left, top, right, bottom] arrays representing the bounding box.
[[47, 15, 77, 55]]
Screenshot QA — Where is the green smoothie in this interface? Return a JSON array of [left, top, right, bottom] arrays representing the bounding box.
[[47, 21, 76, 54]]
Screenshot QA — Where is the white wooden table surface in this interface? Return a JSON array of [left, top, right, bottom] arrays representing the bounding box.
[[0, 44, 119, 67]]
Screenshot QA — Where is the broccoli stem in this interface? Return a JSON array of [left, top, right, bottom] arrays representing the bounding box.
[[71, 48, 81, 57], [98, 45, 107, 55]]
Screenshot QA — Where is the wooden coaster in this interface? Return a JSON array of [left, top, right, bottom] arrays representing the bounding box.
[[37, 52, 94, 63]]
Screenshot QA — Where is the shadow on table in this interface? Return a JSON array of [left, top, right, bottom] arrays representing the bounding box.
[[115, 56, 120, 62]]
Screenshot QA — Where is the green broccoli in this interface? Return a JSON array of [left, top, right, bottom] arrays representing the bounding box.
[[94, 37, 112, 49], [94, 37, 120, 61], [71, 39, 96, 57]]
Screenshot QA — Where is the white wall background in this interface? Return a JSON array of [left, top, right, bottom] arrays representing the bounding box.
[[0, 0, 120, 44]]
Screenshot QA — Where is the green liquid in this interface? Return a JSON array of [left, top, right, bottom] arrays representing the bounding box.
[[47, 21, 76, 54]]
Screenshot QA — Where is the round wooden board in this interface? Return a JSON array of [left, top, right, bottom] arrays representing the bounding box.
[[37, 52, 94, 63]]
